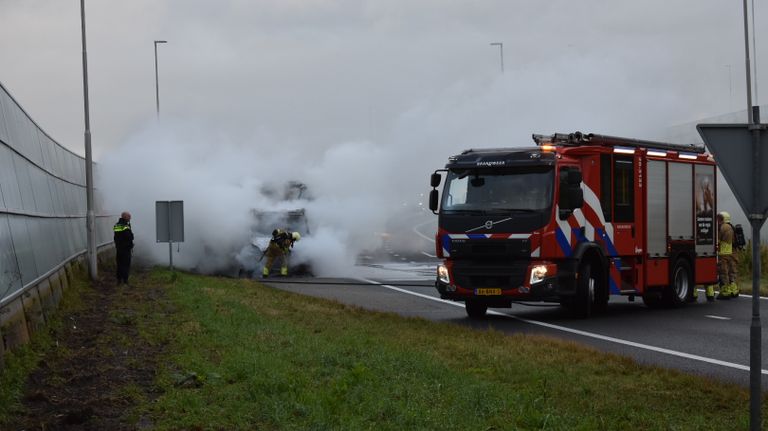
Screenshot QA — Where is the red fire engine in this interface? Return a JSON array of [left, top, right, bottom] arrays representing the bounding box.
[[428, 132, 718, 318]]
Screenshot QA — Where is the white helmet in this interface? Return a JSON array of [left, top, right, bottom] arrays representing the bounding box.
[[292, 232, 301, 241]]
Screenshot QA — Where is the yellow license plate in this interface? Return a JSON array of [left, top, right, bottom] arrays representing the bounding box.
[[475, 288, 502, 296]]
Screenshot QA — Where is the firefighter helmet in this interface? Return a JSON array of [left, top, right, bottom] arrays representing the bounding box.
[[292, 232, 301, 241], [718, 211, 731, 223]]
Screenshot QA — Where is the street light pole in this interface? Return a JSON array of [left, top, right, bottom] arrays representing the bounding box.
[[490, 42, 504, 73], [154, 40, 167, 118], [80, 0, 97, 280]]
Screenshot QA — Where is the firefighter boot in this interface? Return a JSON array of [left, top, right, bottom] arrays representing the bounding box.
[[705, 285, 715, 302], [280, 266, 288, 276], [716, 285, 731, 300], [262, 267, 270, 278], [728, 282, 740, 298]]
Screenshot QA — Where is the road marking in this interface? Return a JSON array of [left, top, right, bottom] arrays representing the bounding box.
[[413, 219, 436, 243], [361, 279, 768, 376], [705, 315, 732, 320], [421, 251, 436, 258]]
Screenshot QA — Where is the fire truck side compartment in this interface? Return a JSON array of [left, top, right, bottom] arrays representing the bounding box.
[[646, 160, 667, 257]]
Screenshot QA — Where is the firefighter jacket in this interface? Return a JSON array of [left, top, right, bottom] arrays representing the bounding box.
[[265, 229, 295, 256], [719, 222, 734, 256], [113, 218, 134, 252]]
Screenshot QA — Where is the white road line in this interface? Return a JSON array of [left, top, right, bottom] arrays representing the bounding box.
[[421, 251, 436, 258], [705, 315, 732, 320], [413, 219, 436, 243], [360, 278, 768, 375]]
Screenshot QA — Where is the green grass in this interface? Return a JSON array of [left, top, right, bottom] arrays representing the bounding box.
[[140, 269, 762, 430]]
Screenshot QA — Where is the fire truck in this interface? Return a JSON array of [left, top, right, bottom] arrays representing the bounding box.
[[428, 132, 718, 318]]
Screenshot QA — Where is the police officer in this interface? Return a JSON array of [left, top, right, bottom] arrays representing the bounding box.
[[716, 211, 739, 300], [262, 229, 301, 278], [113, 211, 134, 284]]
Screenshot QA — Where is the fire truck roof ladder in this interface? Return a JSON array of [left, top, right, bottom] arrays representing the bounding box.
[[532, 131, 706, 154]]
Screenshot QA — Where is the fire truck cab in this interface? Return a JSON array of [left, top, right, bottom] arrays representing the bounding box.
[[429, 132, 718, 318]]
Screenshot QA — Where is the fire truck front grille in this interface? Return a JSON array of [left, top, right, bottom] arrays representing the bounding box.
[[452, 263, 528, 289]]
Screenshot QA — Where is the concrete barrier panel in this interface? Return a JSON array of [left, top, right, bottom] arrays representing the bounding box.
[[0, 298, 30, 350], [37, 280, 55, 322], [22, 289, 45, 336], [49, 272, 63, 307], [59, 267, 70, 292], [0, 325, 5, 370]]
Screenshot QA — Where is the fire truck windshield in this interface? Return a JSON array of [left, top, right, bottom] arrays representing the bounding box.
[[440, 167, 554, 213]]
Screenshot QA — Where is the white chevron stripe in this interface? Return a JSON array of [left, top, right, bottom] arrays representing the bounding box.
[[581, 183, 614, 242]]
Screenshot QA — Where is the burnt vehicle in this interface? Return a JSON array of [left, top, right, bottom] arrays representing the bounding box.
[[234, 182, 313, 277]]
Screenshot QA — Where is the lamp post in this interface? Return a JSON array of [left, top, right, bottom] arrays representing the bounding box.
[[154, 40, 167, 118], [80, 0, 97, 279], [490, 42, 504, 73]]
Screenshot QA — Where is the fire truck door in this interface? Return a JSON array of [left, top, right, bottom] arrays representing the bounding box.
[[608, 155, 636, 257]]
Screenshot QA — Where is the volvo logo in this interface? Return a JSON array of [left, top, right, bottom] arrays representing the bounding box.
[[466, 217, 513, 233]]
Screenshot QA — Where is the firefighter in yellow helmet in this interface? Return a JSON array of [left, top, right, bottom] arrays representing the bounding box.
[[716, 211, 739, 300], [261, 229, 301, 278]]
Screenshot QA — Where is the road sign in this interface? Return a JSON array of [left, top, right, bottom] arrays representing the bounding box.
[[698, 121, 766, 431], [697, 124, 768, 217], [156, 200, 184, 271], [156, 200, 184, 243]]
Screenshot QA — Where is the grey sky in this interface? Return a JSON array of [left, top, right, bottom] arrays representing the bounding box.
[[1, 1, 763, 157], [3, 1, 766, 271]]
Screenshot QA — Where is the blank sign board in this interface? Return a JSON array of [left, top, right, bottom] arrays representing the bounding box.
[[156, 201, 184, 243]]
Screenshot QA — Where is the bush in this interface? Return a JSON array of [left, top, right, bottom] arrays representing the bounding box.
[[734, 240, 768, 278]]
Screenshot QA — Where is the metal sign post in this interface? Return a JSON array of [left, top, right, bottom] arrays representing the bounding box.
[[156, 201, 184, 271], [698, 116, 766, 431]]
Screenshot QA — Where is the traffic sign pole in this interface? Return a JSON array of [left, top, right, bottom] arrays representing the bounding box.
[[748, 107, 762, 430]]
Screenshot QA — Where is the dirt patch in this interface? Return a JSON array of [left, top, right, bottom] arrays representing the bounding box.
[[5, 268, 169, 430]]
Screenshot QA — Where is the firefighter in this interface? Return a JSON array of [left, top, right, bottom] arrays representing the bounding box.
[[716, 211, 739, 300], [113, 211, 134, 284], [262, 229, 301, 277]]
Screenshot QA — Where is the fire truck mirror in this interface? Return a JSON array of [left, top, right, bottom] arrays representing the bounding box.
[[429, 189, 439, 212], [570, 187, 584, 208], [567, 170, 582, 185], [559, 185, 584, 211], [430, 172, 442, 188]]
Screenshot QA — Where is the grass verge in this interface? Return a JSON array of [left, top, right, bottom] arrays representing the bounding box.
[[141, 269, 763, 430], [0, 266, 88, 423]]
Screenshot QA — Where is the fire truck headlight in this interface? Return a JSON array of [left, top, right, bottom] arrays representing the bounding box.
[[437, 264, 451, 284], [530, 265, 550, 285]]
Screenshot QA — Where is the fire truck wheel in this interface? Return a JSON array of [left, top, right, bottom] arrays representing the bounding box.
[[573, 263, 595, 318], [465, 300, 488, 319], [667, 258, 693, 306]]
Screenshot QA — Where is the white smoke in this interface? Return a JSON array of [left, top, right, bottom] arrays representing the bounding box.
[[97, 119, 417, 277]]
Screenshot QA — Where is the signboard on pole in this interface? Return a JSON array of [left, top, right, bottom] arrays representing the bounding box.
[[155, 200, 184, 271], [698, 121, 766, 431], [156, 200, 184, 243], [697, 124, 768, 217]]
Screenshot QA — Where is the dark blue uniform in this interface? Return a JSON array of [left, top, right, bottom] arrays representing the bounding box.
[[113, 217, 134, 283]]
